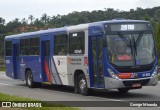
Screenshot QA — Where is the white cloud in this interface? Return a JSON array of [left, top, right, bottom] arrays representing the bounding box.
[[136, 0, 160, 8]]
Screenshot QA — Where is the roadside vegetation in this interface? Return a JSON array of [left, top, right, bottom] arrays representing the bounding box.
[[0, 67, 5, 71], [158, 75, 160, 81], [0, 93, 79, 110]]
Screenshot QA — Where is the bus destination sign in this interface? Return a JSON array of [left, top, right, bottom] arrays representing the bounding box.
[[106, 23, 151, 31]]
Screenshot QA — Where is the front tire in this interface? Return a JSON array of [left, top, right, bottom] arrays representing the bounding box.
[[78, 74, 91, 96]]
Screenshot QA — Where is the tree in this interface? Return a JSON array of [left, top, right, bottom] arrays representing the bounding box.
[[6, 18, 21, 32], [41, 13, 48, 25], [144, 13, 151, 21], [0, 17, 5, 25], [21, 18, 28, 26], [28, 15, 35, 25], [155, 20, 160, 58], [0, 34, 5, 57], [154, 9, 160, 21], [34, 18, 44, 28], [0, 24, 7, 33]]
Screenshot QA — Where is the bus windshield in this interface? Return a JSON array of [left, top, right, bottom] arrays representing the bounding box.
[[106, 32, 155, 67]]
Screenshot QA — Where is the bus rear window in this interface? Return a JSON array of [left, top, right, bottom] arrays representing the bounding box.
[[5, 41, 12, 56]]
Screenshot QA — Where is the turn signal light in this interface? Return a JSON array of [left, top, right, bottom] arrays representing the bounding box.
[[117, 73, 133, 79]]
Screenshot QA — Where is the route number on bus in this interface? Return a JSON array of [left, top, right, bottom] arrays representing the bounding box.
[[121, 24, 135, 31]]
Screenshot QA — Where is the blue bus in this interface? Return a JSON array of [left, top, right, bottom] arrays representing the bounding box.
[[4, 19, 158, 95]]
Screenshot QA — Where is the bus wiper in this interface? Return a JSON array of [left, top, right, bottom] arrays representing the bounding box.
[[118, 32, 130, 47], [133, 37, 137, 55], [135, 32, 143, 46], [130, 38, 133, 56]]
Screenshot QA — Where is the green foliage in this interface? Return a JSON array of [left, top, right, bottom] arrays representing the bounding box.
[[0, 17, 5, 25], [0, 24, 7, 33], [1, 6, 160, 33], [0, 6, 160, 59], [0, 93, 37, 101], [158, 75, 160, 81], [34, 18, 45, 28], [0, 67, 5, 71], [6, 18, 22, 32], [155, 21, 160, 59]]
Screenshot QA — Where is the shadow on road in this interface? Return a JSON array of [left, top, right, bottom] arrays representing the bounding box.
[[17, 83, 155, 101]]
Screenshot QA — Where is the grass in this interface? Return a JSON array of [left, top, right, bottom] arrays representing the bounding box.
[[158, 75, 160, 81], [0, 67, 5, 71], [0, 92, 79, 110]]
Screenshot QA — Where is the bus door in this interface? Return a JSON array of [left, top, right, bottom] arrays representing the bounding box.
[[41, 40, 52, 82], [89, 36, 104, 88], [13, 43, 20, 79]]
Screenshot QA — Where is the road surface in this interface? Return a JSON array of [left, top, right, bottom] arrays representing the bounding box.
[[0, 72, 160, 110]]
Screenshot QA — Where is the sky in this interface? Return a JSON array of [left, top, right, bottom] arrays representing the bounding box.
[[0, 0, 160, 23]]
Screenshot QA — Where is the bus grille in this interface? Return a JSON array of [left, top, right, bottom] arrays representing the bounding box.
[[122, 79, 150, 87], [115, 64, 153, 73]]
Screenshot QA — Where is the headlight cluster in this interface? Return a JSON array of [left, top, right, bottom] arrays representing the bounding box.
[[107, 68, 120, 80], [152, 66, 158, 77]]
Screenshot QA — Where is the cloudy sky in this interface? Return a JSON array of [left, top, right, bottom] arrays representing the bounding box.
[[0, 0, 160, 23]]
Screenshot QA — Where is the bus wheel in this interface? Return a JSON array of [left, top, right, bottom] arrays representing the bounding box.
[[26, 70, 35, 88], [78, 74, 90, 96], [118, 88, 129, 93]]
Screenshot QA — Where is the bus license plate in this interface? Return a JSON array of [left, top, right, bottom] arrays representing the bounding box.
[[132, 83, 141, 88]]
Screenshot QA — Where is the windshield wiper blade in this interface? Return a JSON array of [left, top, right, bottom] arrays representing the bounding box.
[[133, 37, 137, 55], [135, 32, 143, 46], [118, 32, 130, 47], [130, 38, 133, 56]]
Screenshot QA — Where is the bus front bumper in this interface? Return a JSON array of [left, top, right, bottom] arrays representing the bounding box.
[[104, 75, 158, 89]]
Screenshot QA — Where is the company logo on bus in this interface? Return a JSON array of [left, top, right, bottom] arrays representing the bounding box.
[[74, 50, 82, 54], [57, 60, 60, 65]]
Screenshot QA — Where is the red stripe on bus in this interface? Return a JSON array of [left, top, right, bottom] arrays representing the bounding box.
[[44, 59, 52, 82]]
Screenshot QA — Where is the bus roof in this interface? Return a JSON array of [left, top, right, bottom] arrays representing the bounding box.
[[5, 19, 149, 40]]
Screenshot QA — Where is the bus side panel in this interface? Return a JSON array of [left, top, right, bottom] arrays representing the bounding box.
[[67, 56, 89, 87], [19, 57, 25, 80], [29, 56, 42, 82], [53, 56, 67, 85], [19, 56, 42, 82], [5, 57, 14, 78]]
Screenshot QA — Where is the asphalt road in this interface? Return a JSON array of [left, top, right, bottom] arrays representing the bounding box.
[[0, 72, 160, 110]]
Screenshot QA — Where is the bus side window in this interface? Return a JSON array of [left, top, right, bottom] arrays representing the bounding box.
[[58, 48, 65, 55], [44, 41, 50, 56], [5, 41, 12, 56], [20, 38, 29, 56], [30, 37, 40, 56], [54, 34, 68, 55], [69, 31, 85, 55]]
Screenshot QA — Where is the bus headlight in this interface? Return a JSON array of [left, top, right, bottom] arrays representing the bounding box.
[[152, 66, 158, 77], [107, 69, 120, 80]]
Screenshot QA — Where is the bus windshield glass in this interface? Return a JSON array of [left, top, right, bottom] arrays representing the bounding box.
[[106, 33, 155, 66]]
